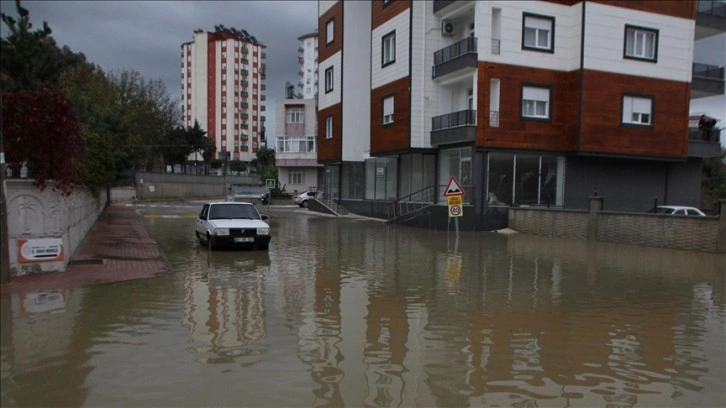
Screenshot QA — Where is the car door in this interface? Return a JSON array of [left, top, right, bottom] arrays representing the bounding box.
[[196, 204, 210, 236]]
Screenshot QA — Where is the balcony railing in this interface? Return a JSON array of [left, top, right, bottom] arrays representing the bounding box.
[[689, 127, 721, 143], [432, 109, 477, 131], [434, 36, 477, 65], [693, 63, 725, 80], [698, 0, 726, 16]]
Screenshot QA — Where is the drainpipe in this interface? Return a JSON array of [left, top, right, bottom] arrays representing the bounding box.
[[577, 0, 586, 152]]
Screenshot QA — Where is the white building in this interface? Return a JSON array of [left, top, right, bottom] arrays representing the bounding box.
[[181, 26, 267, 163], [297, 31, 319, 99]]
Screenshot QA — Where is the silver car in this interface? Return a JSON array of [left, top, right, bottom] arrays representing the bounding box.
[[647, 205, 706, 216], [292, 191, 320, 207]]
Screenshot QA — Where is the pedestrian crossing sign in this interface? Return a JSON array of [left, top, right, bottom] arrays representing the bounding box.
[[266, 179, 276, 189], [443, 176, 465, 196]]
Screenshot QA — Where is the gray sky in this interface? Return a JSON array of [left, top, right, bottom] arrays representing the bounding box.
[[0, 0, 319, 145]]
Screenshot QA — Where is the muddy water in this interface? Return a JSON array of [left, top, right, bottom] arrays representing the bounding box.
[[1, 203, 724, 407]]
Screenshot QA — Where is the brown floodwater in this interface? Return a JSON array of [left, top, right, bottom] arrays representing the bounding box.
[[1, 202, 724, 407]]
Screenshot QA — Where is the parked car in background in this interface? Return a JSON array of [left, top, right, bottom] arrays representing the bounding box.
[[647, 205, 706, 216], [195, 202, 271, 250], [293, 191, 321, 207]]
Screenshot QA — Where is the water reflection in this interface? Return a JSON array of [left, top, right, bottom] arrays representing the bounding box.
[[1, 206, 724, 407]]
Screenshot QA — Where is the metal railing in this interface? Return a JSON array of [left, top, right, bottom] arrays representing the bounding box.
[[390, 186, 436, 220], [433, 36, 477, 65], [689, 127, 722, 143], [432, 109, 477, 131]]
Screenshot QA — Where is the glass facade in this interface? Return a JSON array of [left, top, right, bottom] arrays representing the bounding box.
[[365, 157, 398, 200], [438, 147, 472, 202], [487, 153, 563, 206], [399, 153, 436, 199], [341, 162, 365, 199]]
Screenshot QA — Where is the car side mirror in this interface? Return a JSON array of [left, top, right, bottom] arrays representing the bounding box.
[[260, 214, 269, 220]]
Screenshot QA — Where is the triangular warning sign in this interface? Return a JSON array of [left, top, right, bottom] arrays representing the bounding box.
[[443, 176, 465, 196]]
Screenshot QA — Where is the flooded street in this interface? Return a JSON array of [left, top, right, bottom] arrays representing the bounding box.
[[2, 201, 725, 407]]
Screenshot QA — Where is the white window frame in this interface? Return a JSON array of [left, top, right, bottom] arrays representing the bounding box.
[[382, 31, 396, 67], [624, 25, 658, 62], [289, 170, 304, 185], [622, 95, 653, 126], [286, 108, 304, 124], [326, 19, 334, 45], [522, 13, 554, 52], [324, 66, 334, 93], [382, 95, 394, 125], [521, 86, 551, 119], [325, 116, 333, 139]]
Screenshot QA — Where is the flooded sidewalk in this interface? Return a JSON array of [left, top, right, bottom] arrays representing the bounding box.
[[0, 203, 168, 296]]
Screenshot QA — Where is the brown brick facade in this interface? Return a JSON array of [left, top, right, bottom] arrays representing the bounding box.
[[318, 2, 343, 63], [317, 104, 343, 163], [370, 77, 411, 155]]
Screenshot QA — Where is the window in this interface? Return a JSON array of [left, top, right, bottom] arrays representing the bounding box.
[[289, 170, 304, 185], [522, 13, 554, 52], [382, 95, 394, 125], [622, 95, 653, 126], [325, 116, 333, 139], [521, 85, 551, 119], [326, 19, 334, 45], [624, 25, 658, 62], [325, 66, 334, 93], [286, 108, 304, 123], [382, 31, 396, 66]]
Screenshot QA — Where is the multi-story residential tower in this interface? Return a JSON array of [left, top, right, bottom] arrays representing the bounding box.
[[317, 0, 724, 230], [298, 31, 319, 99], [181, 26, 267, 163]]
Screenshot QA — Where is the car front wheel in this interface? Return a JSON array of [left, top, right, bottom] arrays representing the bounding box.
[[301, 200, 309, 208]]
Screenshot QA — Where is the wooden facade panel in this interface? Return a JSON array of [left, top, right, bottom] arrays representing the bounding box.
[[580, 70, 689, 158], [591, 0, 695, 19], [318, 2, 343, 63], [370, 77, 411, 154], [477, 63, 579, 152], [372, 0, 411, 30], [317, 104, 343, 162]]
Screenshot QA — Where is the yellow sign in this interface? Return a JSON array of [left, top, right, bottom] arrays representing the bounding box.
[[447, 195, 463, 218], [447, 196, 462, 206]]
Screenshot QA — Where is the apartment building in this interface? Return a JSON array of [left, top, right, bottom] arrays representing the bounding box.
[[298, 31, 320, 99], [317, 0, 724, 230], [275, 98, 322, 194], [181, 26, 267, 163]]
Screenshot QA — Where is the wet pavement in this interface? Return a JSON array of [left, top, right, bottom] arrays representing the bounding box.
[[1, 203, 167, 295]]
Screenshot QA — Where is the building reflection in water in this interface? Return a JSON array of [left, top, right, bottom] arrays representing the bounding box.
[[276, 220, 724, 407]]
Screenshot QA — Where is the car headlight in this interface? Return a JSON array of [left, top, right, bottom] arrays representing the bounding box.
[[257, 227, 269, 236], [214, 228, 230, 236]]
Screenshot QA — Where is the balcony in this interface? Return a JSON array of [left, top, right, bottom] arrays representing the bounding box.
[[433, 0, 458, 13], [432, 37, 478, 79], [430, 109, 477, 146], [688, 127, 722, 158], [692, 63, 725, 98], [696, 0, 726, 39]]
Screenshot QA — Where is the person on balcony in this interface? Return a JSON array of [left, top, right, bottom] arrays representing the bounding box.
[[698, 114, 717, 141]]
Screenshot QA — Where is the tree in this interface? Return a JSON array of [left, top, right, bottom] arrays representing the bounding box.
[[2, 85, 84, 195]]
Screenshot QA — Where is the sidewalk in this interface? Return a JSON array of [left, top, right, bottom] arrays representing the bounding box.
[[0, 203, 168, 296]]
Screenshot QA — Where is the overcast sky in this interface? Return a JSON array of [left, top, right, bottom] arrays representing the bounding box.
[[0, 0, 318, 145]]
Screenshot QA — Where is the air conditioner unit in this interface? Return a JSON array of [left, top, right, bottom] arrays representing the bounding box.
[[442, 20, 455, 36]]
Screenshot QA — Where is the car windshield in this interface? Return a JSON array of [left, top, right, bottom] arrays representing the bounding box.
[[650, 207, 675, 214], [208, 204, 260, 220]]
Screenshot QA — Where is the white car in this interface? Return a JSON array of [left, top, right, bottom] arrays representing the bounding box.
[[648, 205, 706, 216], [195, 202, 271, 250]]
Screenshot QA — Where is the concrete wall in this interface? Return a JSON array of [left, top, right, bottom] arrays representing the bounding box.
[[134, 172, 261, 200], [4, 179, 107, 276], [510, 197, 726, 253]]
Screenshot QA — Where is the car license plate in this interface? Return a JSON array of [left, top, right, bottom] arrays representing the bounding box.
[[234, 237, 254, 243]]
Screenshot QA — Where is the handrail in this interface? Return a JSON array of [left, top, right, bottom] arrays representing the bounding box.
[[390, 185, 436, 220], [432, 109, 477, 131]]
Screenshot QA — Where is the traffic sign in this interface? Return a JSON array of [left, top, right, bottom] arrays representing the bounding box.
[[265, 179, 276, 189], [448, 204, 462, 217], [443, 176, 465, 196]]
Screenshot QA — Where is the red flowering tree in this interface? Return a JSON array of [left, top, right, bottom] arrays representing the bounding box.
[[2, 84, 84, 195]]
